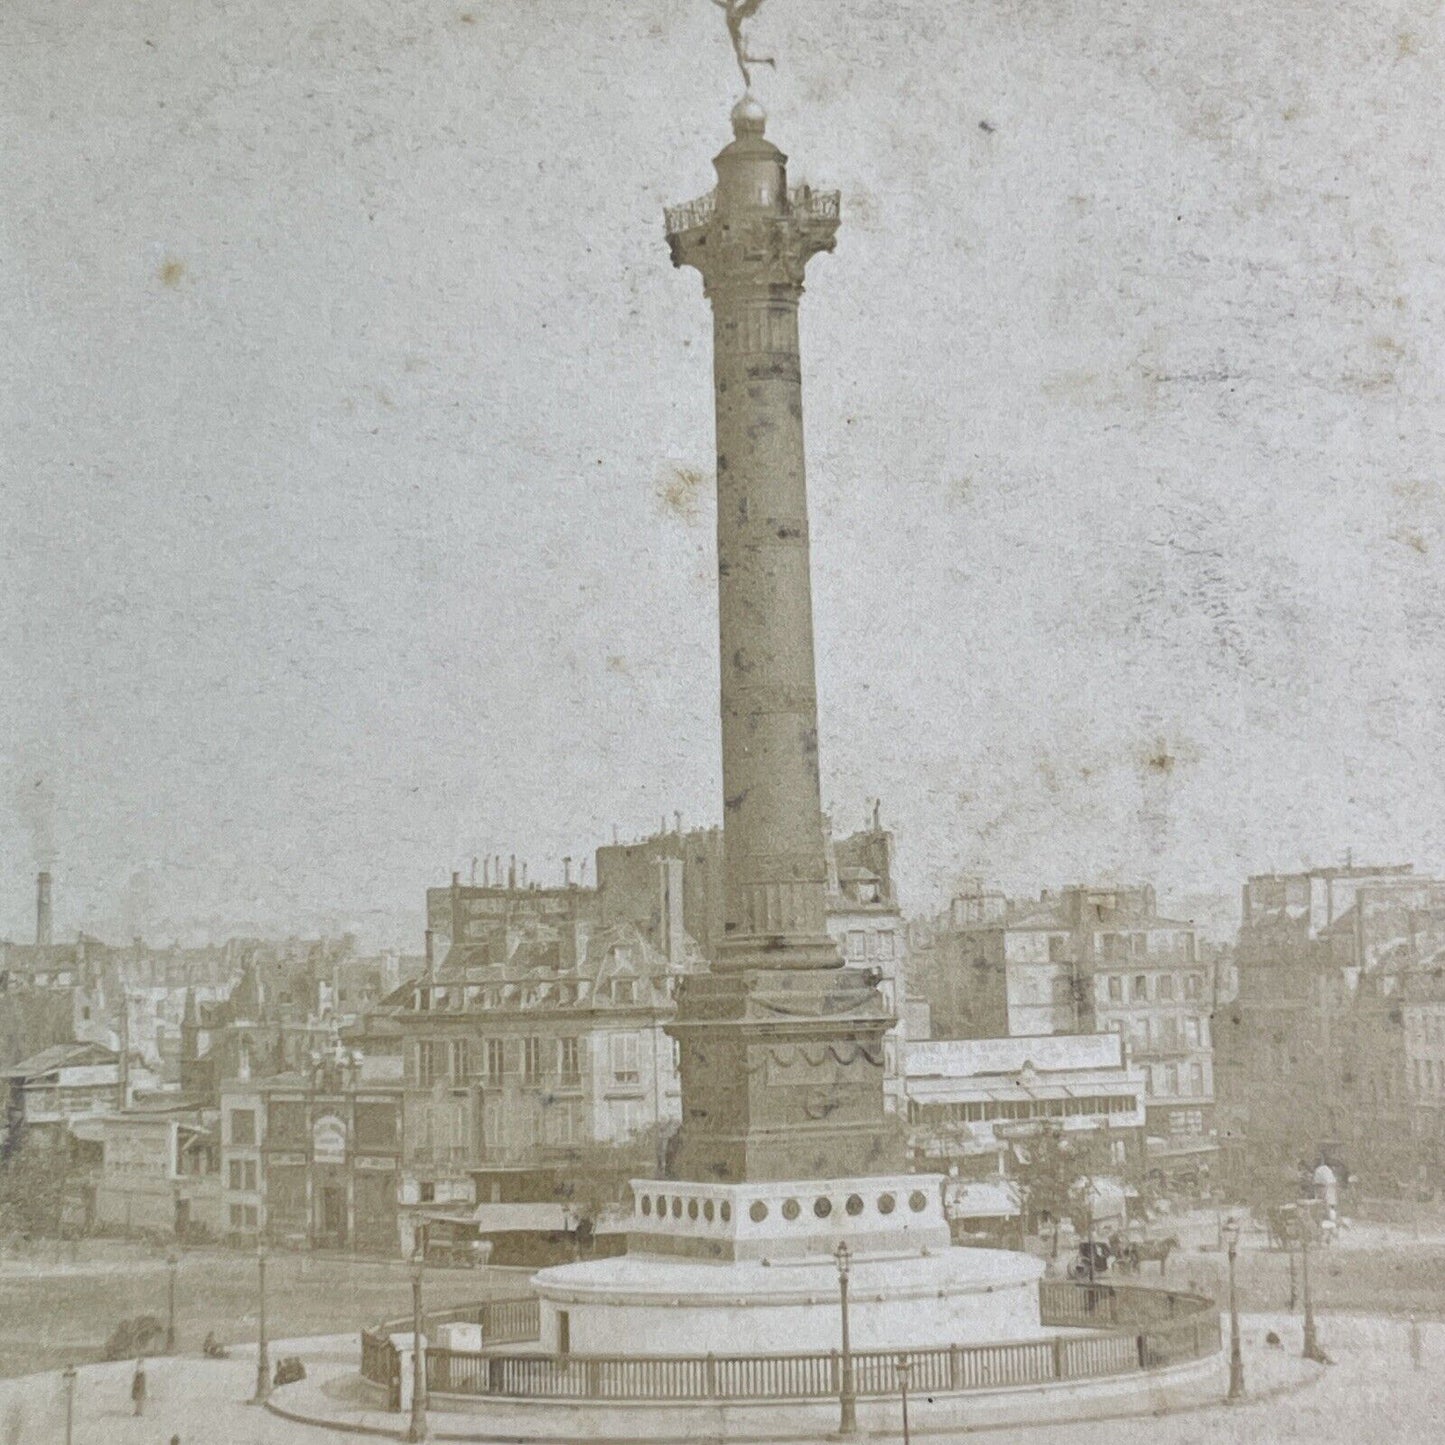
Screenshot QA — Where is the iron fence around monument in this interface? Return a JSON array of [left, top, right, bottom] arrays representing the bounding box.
[[360, 1280, 1218, 1404]]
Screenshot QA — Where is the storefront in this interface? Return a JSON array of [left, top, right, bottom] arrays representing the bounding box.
[[224, 1062, 404, 1253]]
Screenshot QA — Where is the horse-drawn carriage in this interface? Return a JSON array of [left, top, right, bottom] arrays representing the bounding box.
[[1262, 1198, 1332, 1250], [1066, 1230, 1179, 1280]]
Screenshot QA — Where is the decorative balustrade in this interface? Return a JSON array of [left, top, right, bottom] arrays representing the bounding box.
[[663, 187, 841, 237], [664, 191, 715, 235], [360, 1280, 1218, 1405]]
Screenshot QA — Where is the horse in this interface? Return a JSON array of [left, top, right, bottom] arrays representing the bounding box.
[[1132, 1234, 1179, 1275]]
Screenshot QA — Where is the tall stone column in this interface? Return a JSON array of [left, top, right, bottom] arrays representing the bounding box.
[[668, 95, 840, 974], [665, 99, 900, 1183]]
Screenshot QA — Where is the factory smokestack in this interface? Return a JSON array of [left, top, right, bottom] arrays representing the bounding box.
[[35, 871, 52, 948]]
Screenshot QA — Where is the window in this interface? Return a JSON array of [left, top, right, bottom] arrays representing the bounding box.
[[611, 1033, 641, 1085], [1108, 975, 1123, 1003], [1165, 1064, 1180, 1095], [449, 1039, 469, 1080], [847, 931, 867, 961], [1048, 935, 1066, 963], [1132, 933, 1147, 957], [229, 1204, 244, 1228], [1133, 975, 1149, 1002], [559, 1036, 580, 1087], [229, 1160, 244, 1191], [878, 931, 896, 959], [523, 1036, 543, 1084], [1185, 973, 1202, 1001], [416, 1041, 445, 1087], [545, 1099, 580, 1147], [483, 1038, 506, 1084], [1158, 974, 1175, 1001], [268, 1100, 307, 1147], [613, 978, 635, 1005], [230, 1109, 256, 1147], [419, 1181, 436, 1204], [1185, 1017, 1201, 1048], [612, 1097, 642, 1138], [355, 1101, 398, 1152]]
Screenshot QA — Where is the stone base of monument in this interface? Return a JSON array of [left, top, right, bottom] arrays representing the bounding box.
[[532, 1244, 1044, 1356], [530, 1174, 1042, 1355]]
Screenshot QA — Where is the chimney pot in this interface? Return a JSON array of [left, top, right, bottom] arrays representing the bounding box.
[[36, 871, 53, 948]]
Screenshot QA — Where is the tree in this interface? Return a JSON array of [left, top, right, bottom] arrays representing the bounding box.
[[1010, 1123, 1089, 1258], [0, 1141, 83, 1239]]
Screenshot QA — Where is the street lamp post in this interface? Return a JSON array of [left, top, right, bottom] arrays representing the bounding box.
[[1223, 1216, 1244, 1402], [896, 1354, 912, 1445], [1300, 1212, 1325, 1363], [407, 1248, 429, 1443], [249, 1244, 270, 1405], [834, 1241, 858, 1437], [165, 1251, 178, 1353], [1287, 1236, 1297, 1311], [62, 1363, 76, 1445]]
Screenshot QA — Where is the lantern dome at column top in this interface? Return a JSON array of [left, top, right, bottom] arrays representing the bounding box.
[[731, 93, 767, 137]]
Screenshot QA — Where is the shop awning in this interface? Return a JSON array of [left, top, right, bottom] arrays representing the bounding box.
[[946, 1180, 1020, 1219]]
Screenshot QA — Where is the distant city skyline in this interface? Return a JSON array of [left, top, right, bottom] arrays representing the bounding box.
[[4, 1, 1442, 951]]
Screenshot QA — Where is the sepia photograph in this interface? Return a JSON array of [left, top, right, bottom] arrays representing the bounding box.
[[1, 0, 1443, 1441]]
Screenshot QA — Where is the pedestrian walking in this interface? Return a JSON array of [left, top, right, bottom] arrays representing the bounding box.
[[130, 1357, 146, 1416]]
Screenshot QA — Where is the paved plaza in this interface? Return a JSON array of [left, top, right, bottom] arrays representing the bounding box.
[[0, 1312, 1436, 1444]]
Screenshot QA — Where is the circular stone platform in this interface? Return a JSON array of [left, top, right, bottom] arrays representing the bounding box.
[[532, 1244, 1045, 1355]]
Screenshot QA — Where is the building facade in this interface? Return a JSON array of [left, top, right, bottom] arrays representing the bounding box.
[[4, 1042, 156, 1154], [219, 1054, 404, 1251], [93, 1103, 221, 1238], [904, 1032, 1146, 1182], [910, 883, 1213, 1179], [1216, 863, 1445, 1187]]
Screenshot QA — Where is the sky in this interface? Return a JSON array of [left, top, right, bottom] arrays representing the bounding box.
[[1, 0, 1442, 948]]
